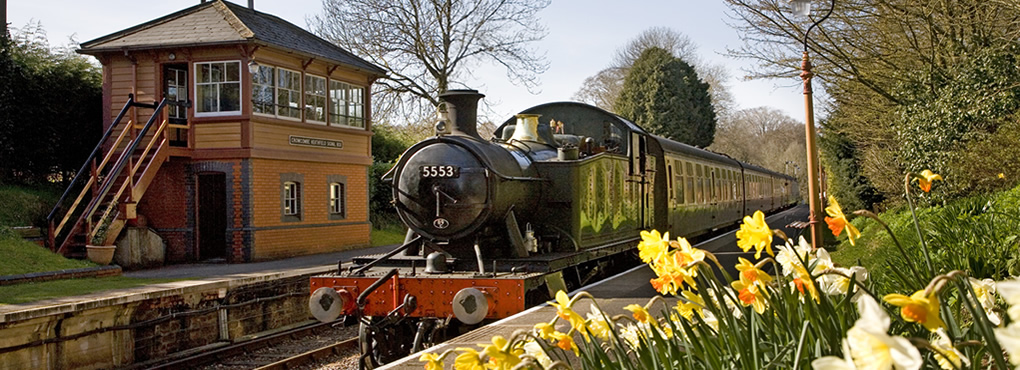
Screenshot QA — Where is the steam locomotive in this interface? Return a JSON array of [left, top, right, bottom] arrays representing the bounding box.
[[308, 90, 799, 366]]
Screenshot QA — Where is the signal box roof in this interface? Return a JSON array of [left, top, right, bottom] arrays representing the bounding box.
[[77, 0, 385, 76]]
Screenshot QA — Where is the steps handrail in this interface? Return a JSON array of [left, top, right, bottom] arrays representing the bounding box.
[[82, 98, 169, 225], [45, 95, 137, 223]]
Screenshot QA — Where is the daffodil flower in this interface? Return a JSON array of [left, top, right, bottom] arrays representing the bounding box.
[[735, 257, 773, 286], [811, 340, 855, 370], [585, 303, 612, 342], [846, 295, 922, 369], [883, 290, 945, 331], [790, 262, 820, 303], [915, 170, 943, 193], [775, 236, 812, 276], [736, 210, 774, 259], [676, 289, 706, 320], [994, 321, 1020, 367], [480, 336, 522, 370], [550, 331, 578, 355], [731, 275, 769, 314], [624, 303, 653, 324], [419, 352, 443, 370], [819, 266, 868, 302], [638, 229, 670, 263], [453, 347, 486, 370], [968, 277, 1000, 325], [522, 340, 552, 368], [550, 290, 585, 331], [931, 328, 969, 370], [995, 278, 1020, 322], [824, 195, 860, 246], [534, 322, 555, 341]]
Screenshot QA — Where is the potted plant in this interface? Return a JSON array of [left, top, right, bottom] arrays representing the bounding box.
[[86, 212, 117, 265]]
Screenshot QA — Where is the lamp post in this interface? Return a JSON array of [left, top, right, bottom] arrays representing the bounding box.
[[791, 0, 834, 249]]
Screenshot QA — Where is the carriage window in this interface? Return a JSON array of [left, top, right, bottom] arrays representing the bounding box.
[[685, 162, 694, 204], [667, 164, 674, 204]]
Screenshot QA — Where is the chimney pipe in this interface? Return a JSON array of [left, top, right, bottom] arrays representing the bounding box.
[[2, 0, 7, 36], [439, 90, 484, 139], [248, 0, 254, 9]]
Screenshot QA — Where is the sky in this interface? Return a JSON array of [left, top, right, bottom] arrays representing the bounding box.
[[6, 0, 809, 122]]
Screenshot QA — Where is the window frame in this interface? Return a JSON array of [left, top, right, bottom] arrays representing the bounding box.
[[328, 80, 366, 128], [280, 173, 304, 222], [194, 60, 242, 117], [305, 74, 328, 125]]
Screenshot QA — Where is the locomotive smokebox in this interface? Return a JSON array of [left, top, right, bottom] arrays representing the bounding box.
[[440, 89, 485, 139]]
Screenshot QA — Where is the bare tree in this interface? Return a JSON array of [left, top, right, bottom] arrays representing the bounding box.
[[572, 27, 734, 117], [310, 0, 550, 123]]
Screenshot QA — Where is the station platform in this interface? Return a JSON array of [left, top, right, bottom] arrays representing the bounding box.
[[0, 243, 397, 318], [380, 205, 810, 369]]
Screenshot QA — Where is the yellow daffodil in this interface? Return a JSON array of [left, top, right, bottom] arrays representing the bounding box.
[[844, 295, 922, 369], [453, 347, 485, 370], [736, 210, 774, 259], [671, 237, 705, 266], [534, 322, 555, 341], [968, 277, 1000, 325], [916, 170, 943, 193], [931, 328, 969, 370], [999, 173, 1007, 179], [824, 195, 860, 246], [735, 257, 773, 286], [731, 276, 769, 314], [585, 304, 612, 342], [550, 290, 585, 331], [790, 262, 820, 303], [550, 331, 579, 355], [883, 290, 945, 331], [638, 230, 670, 263], [649, 266, 690, 296], [676, 289, 705, 321], [480, 336, 522, 370], [419, 352, 443, 370], [624, 304, 652, 324]]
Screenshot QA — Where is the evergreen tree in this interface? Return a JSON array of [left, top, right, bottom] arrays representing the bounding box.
[[614, 47, 716, 147]]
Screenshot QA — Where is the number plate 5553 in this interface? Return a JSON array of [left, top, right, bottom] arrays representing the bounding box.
[[420, 165, 459, 178]]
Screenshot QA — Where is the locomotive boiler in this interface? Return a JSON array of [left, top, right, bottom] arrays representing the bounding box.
[[308, 89, 798, 367]]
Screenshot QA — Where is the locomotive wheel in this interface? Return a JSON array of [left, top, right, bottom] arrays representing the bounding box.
[[358, 317, 418, 369]]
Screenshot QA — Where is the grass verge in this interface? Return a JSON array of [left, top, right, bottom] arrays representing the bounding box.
[[0, 230, 94, 275], [371, 224, 407, 247], [0, 276, 184, 305], [0, 184, 59, 227]]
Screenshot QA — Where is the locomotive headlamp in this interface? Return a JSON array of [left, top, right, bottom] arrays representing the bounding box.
[[435, 120, 448, 135]]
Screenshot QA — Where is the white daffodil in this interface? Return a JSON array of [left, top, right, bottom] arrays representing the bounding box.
[[585, 303, 612, 342], [996, 279, 1020, 321], [931, 328, 969, 370], [707, 285, 743, 320], [845, 295, 923, 370], [776, 236, 813, 276], [522, 340, 552, 368], [820, 266, 869, 302], [812, 340, 856, 370], [618, 323, 642, 350], [995, 322, 1020, 367], [813, 247, 835, 275], [968, 277, 1000, 325]]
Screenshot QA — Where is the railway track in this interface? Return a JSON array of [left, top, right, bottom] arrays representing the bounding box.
[[144, 319, 359, 370]]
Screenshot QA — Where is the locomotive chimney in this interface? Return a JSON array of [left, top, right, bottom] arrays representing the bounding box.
[[438, 89, 484, 139]]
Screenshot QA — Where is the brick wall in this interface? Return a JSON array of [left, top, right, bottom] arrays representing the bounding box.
[[137, 159, 193, 262], [249, 158, 370, 260]]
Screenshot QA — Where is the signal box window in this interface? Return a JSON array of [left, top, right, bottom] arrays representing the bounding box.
[[329, 81, 366, 128], [305, 75, 327, 124], [195, 61, 241, 116], [281, 173, 303, 222], [327, 175, 347, 220]]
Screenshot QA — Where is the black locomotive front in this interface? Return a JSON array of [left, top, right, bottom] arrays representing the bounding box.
[[390, 90, 543, 260]]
